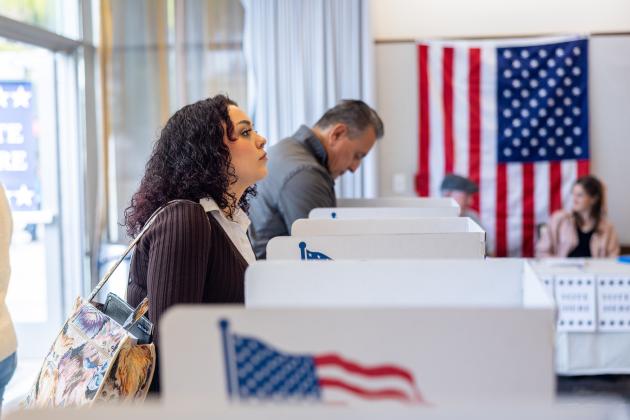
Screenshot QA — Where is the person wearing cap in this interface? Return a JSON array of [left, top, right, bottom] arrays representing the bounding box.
[[440, 174, 483, 228]]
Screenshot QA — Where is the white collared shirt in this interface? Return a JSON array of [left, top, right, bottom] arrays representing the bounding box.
[[199, 198, 256, 265]]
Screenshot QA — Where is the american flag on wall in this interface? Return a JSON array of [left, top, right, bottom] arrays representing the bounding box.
[[415, 37, 590, 257]]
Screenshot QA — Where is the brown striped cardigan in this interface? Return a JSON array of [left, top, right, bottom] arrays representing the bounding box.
[[127, 201, 248, 393]]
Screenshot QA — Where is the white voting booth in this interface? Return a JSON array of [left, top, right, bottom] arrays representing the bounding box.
[[336, 197, 458, 208], [309, 206, 460, 219], [245, 259, 550, 309], [309, 197, 460, 220], [267, 217, 485, 260], [531, 258, 630, 375], [201, 258, 556, 405], [7, 400, 630, 420], [157, 303, 554, 407], [291, 217, 483, 236]]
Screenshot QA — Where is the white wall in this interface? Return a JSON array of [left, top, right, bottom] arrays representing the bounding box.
[[589, 36, 630, 245], [371, 0, 630, 41], [375, 43, 419, 196]]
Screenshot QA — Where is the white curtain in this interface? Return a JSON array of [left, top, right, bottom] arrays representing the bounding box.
[[103, 0, 247, 242], [241, 0, 378, 198]]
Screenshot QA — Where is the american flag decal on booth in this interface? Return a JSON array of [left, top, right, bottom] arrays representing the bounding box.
[[299, 242, 332, 260], [416, 37, 590, 257], [219, 320, 425, 404]]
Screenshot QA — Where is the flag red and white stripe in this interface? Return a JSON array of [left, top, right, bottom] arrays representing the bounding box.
[[416, 39, 589, 256], [314, 353, 425, 403]]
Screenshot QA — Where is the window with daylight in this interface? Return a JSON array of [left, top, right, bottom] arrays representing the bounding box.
[[0, 2, 92, 406]]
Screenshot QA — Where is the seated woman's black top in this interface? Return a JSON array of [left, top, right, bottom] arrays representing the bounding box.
[[567, 225, 594, 258]]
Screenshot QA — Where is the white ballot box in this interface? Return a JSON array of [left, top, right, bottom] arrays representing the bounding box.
[[309, 206, 460, 219], [157, 303, 554, 407], [6, 399, 629, 420], [267, 218, 485, 260], [336, 197, 458, 208], [531, 258, 630, 375]]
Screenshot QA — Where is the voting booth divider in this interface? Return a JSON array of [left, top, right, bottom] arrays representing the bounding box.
[[265, 217, 485, 260], [291, 217, 482, 236], [245, 259, 549, 309], [336, 197, 459, 208], [266, 234, 484, 260], [311, 197, 461, 220], [531, 258, 630, 375], [157, 302, 555, 407], [7, 399, 630, 420], [309, 206, 460, 219]]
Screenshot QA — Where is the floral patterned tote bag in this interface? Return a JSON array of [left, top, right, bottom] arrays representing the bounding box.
[[22, 201, 186, 407]]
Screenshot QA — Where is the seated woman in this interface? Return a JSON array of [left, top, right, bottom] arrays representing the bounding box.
[[124, 95, 267, 392], [536, 175, 620, 258]]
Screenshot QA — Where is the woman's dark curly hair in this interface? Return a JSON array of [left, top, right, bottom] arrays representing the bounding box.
[[124, 94, 256, 237]]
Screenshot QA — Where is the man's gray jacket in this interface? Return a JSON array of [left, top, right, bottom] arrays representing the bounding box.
[[248, 125, 336, 259]]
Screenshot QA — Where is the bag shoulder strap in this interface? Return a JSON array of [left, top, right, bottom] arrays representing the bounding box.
[[87, 199, 198, 302]]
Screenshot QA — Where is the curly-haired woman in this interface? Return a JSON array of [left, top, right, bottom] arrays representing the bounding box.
[[125, 95, 267, 393], [536, 175, 620, 258]]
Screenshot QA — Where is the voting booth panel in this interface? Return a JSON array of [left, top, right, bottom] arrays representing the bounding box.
[[266, 233, 485, 260], [7, 400, 630, 420], [531, 259, 630, 375], [336, 197, 458, 208], [246, 259, 550, 308], [290, 217, 483, 237], [6, 400, 630, 420], [281, 217, 486, 260], [309, 207, 460, 219], [158, 305, 555, 407]]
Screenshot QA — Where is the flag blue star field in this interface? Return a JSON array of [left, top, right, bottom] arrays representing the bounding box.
[[496, 41, 588, 163], [416, 37, 590, 257], [219, 320, 425, 404]]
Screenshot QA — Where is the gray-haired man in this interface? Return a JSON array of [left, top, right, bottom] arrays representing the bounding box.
[[248, 100, 384, 259]]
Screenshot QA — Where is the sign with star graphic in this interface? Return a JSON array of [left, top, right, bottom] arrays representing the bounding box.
[[0, 81, 39, 211]]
